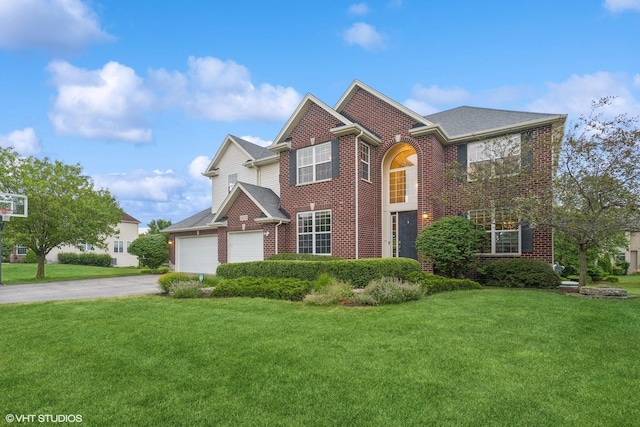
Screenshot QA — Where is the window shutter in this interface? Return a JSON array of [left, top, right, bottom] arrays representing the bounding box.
[[331, 139, 340, 178], [457, 144, 467, 180], [521, 131, 533, 172], [521, 223, 534, 253], [289, 150, 297, 186]]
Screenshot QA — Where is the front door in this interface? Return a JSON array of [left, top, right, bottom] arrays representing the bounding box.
[[393, 211, 418, 260]]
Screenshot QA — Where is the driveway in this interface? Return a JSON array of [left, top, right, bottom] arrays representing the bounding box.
[[0, 275, 161, 304]]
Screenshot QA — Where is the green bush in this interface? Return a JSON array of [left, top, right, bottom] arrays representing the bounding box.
[[304, 282, 354, 305], [57, 252, 111, 267], [170, 280, 203, 298], [477, 259, 561, 288], [362, 277, 422, 305], [587, 265, 605, 282], [216, 258, 421, 288], [406, 272, 482, 294], [598, 255, 613, 275], [24, 250, 38, 264], [210, 277, 312, 301], [140, 267, 170, 274], [158, 272, 190, 294], [603, 275, 620, 283], [415, 215, 488, 278], [267, 253, 343, 261], [127, 234, 169, 269]]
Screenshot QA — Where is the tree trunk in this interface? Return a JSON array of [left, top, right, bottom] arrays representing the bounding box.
[[578, 244, 588, 289], [36, 253, 46, 278]]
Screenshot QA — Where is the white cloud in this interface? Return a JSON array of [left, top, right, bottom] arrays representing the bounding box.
[[0, 128, 41, 155], [528, 72, 640, 118], [240, 135, 272, 147], [47, 60, 154, 142], [0, 0, 114, 53], [93, 169, 187, 202], [403, 84, 471, 114], [188, 155, 211, 181], [348, 3, 370, 15], [149, 56, 301, 121], [344, 22, 385, 51], [634, 74, 640, 87], [603, 0, 640, 12]]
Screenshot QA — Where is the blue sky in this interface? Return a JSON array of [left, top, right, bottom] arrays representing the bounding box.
[[0, 0, 639, 228]]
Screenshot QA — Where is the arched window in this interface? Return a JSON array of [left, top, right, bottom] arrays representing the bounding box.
[[387, 144, 417, 205]]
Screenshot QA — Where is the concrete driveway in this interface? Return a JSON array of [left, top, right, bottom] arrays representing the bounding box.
[[0, 275, 161, 304]]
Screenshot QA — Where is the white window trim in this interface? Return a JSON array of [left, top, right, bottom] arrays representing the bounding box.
[[228, 173, 237, 193], [469, 208, 521, 255], [467, 134, 521, 179], [360, 142, 371, 182], [296, 209, 332, 255], [297, 141, 332, 185]]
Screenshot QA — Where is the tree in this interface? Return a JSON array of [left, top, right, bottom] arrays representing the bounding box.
[[127, 233, 169, 269], [535, 99, 640, 287], [415, 215, 488, 278], [147, 219, 172, 237], [0, 147, 122, 278]]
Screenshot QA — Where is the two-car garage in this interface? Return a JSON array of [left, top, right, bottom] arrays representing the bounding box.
[[175, 231, 264, 274]]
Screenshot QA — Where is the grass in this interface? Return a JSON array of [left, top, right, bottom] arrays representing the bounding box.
[[616, 274, 640, 295], [0, 263, 144, 285], [1, 290, 639, 426]]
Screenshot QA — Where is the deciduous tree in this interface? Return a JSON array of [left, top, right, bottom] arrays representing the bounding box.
[[0, 147, 122, 278]]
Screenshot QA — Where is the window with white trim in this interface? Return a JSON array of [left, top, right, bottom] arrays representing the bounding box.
[[297, 142, 331, 184], [16, 245, 28, 256], [469, 208, 520, 254], [113, 240, 124, 253], [360, 142, 370, 181], [468, 134, 521, 177], [297, 210, 331, 254], [228, 173, 237, 193]]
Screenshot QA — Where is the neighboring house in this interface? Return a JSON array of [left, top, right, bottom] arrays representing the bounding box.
[[45, 213, 140, 267], [619, 232, 640, 274], [164, 80, 566, 274]]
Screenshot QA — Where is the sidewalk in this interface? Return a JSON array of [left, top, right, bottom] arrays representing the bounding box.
[[0, 275, 160, 304]]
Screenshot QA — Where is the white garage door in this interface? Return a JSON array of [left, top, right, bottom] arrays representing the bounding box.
[[228, 231, 264, 263], [176, 235, 218, 274]]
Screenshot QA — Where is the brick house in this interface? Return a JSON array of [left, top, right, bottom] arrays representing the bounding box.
[[164, 80, 566, 274]]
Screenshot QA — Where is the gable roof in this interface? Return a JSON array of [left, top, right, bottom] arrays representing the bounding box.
[[121, 212, 140, 223], [211, 182, 289, 224], [204, 134, 276, 177], [424, 106, 567, 139], [161, 208, 215, 232]]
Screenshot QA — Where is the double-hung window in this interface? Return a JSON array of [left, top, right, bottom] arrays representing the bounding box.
[[360, 142, 370, 181], [468, 134, 521, 177], [113, 240, 124, 253], [469, 208, 520, 254], [297, 142, 331, 184], [297, 210, 331, 254]]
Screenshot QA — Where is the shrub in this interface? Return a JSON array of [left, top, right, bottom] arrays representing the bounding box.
[[603, 275, 620, 283], [477, 259, 561, 288], [57, 252, 111, 267], [415, 216, 488, 278], [598, 255, 613, 275], [216, 258, 421, 288], [170, 280, 202, 298], [210, 277, 313, 301], [127, 234, 169, 269], [406, 272, 482, 294], [587, 265, 605, 282], [304, 282, 354, 305], [24, 250, 38, 264], [267, 253, 343, 261], [140, 267, 170, 275], [362, 277, 422, 305], [313, 273, 335, 292], [158, 272, 190, 294]]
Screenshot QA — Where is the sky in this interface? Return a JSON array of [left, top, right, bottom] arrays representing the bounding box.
[[0, 0, 639, 229]]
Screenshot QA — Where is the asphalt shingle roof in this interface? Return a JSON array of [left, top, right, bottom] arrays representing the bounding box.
[[161, 208, 215, 231], [231, 135, 274, 160], [424, 106, 562, 138], [237, 182, 289, 220]]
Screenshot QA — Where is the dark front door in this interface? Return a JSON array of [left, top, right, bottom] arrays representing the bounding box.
[[398, 210, 418, 260]]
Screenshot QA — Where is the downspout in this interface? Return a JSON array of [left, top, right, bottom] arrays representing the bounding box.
[[355, 130, 364, 259], [275, 221, 283, 254]]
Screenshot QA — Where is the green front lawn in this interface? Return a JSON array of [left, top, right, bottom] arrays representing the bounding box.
[[1, 290, 639, 426], [0, 263, 144, 285]]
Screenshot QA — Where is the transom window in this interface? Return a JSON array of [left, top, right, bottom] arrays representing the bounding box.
[[297, 210, 331, 254], [469, 208, 520, 254], [360, 142, 370, 181], [468, 134, 521, 177], [297, 142, 331, 184]]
